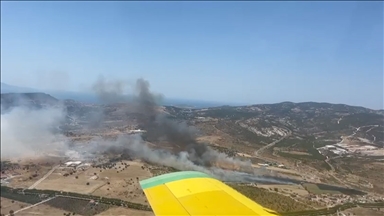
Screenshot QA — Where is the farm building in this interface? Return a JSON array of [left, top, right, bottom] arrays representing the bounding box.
[[65, 161, 82, 167]]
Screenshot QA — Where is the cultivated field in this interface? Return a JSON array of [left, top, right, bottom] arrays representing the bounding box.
[[342, 207, 384, 216], [45, 197, 111, 216], [302, 183, 341, 195], [257, 184, 309, 196]]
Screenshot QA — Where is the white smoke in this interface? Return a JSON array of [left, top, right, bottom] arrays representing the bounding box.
[[1, 106, 69, 159], [82, 134, 292, 184]]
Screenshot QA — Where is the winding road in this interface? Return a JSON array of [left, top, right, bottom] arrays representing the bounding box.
[[318, 124, 382, 188]]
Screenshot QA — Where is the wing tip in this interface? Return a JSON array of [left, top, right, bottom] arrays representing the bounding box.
[[140, 171, 212, 190]]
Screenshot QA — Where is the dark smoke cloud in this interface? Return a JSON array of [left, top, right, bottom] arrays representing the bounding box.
[[89, 76, 132, 129], [134, 78, 163, 115], [94, 76, 250, 167], [152, 116, 216, 167], [90, 76, 250, 167], [90, 77, 164, 128], [91, 75, 131, 104], [129, 78, 235, 167], [133, 78, 164, 125], [87, 76, 292, 183]]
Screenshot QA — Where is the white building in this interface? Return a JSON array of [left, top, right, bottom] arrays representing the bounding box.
[[128, 129, 147, 134], [65, 161, 82, 167]]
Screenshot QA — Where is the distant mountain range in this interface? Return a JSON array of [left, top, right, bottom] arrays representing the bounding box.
[[0, 82, 228, 108], [2, 82, 382, 111], [1, 82, 38, 93]]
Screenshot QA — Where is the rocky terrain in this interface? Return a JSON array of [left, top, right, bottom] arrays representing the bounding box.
[[175, 103, 384, 193], [171, 102, 384, 143]]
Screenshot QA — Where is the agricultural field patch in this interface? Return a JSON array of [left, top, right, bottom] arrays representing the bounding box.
[[45, 197, 111, 216]]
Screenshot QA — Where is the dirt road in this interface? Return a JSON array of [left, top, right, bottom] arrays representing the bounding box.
[[255, 131, 291, 156], [5, 197, 55, 216], [28, 165, 59, 189]]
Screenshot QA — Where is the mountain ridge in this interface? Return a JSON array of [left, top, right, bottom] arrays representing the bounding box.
[[0, 82, 227, 108], [1, 82, 382, 111]]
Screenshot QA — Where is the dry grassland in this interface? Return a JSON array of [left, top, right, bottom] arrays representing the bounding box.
[[34, 160, 152, 198], [7, 165, 54, 189], [0, 198, 30, 215], [91, 160, 152, 205], [95, 207, 154, 216], [15, 204, 75, 216], [34, 167, 106, 194]]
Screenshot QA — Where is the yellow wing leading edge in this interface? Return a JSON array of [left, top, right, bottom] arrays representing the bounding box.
[[140, 171, 279, 216]]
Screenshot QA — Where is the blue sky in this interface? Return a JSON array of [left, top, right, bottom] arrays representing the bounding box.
[[1, 2, 383, 109]]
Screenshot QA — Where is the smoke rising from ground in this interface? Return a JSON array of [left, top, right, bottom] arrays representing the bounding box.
[[133, 78, 252, 170], [0, 77, 291, 184], [86, 76, 130, 129], [89, 77, 162, 129], [134, 78, 163, 118], [91, 75, 131, 104], [92, 76, 251, 168], [87, 76, 291, 183], [75, 134, 289, 184], [1, 105, 69, 159]]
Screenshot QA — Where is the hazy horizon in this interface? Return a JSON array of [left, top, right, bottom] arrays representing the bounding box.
[[2, 82, 383, 111], [1, 2, 383, 109]]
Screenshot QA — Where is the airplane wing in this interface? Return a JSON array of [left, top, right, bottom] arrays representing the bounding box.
[[139, 171, 279, 216]]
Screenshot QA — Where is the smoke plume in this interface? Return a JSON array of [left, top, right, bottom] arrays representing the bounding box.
[[1, 105, 69, 159], [91, 75, 131, 104], [132, 78, 252, 170], [0, 76, 292, 184], [87, 76, 276, 183], [82, 134, 290, 184]]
